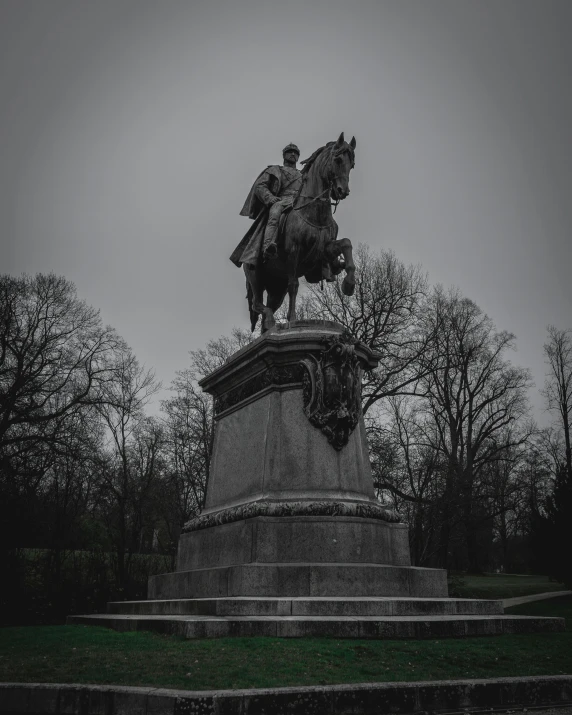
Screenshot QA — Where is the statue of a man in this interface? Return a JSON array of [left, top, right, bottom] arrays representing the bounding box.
[[230, 143, 303, 268]]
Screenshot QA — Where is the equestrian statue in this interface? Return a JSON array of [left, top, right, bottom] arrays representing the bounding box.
[[230, 132, 357, 332]]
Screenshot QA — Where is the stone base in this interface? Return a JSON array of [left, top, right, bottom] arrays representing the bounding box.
[[68, 596, 565, 639], [148, 562, 448, 599], [148, 563, 447, 599], [176, 515, 411, 571]]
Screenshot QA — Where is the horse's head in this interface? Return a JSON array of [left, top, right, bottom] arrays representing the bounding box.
[[328, 132, 356, 201]]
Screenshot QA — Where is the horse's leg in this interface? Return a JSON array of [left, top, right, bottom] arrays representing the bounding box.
[[244, 273, 258, 332], [262, 303, 276, 332], [334, 237, 356, 296], [287, 277, 299, 322], [243, 264, 272, 332], [267, 284, 288, 316], [286, 251, 300, 322]]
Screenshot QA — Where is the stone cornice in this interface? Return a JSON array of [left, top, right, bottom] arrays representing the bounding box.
[[182, 499, 401, 533]]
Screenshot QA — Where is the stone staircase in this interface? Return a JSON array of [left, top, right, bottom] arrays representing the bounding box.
[[68, 596, 565, 639]]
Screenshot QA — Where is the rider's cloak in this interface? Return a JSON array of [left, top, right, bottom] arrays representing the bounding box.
[[230, 166, 283, 267]]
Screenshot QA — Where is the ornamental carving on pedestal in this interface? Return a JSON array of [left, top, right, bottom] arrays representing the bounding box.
[[302, 331, 363, 450], [214, 363, 304, 416], [182, 498, 400, 533]]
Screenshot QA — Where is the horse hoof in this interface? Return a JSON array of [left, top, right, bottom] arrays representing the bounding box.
[[342, 278, 355, 296]]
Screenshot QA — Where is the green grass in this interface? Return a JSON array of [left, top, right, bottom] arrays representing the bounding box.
[[453, 573, 567, 600], [0, 597, 570, 690]]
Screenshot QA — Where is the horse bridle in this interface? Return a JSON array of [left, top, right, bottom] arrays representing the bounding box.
[[294, 145, 351, 213]]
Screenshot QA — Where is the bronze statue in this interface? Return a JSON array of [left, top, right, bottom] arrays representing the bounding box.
[[230, 132, 357, 333], [239, 143, 303, 262]]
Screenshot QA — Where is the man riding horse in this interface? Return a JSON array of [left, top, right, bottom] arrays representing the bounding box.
[[231, 143, 304, 266], [230, 133, 357, 332], [231, 142, 342, 280]]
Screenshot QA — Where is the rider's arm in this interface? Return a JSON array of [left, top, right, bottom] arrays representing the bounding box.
[[254, 171, 280, 207]]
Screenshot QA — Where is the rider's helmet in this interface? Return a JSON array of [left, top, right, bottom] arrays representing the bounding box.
[[282, 143, 300, 158]]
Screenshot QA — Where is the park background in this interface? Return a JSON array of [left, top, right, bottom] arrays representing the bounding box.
[[1, 0, 572, 626]]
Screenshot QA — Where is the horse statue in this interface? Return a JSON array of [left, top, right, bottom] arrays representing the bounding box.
[[243, 132, 357, 333]]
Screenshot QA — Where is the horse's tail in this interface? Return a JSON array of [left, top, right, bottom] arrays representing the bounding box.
[[246, 278, 258, 332]]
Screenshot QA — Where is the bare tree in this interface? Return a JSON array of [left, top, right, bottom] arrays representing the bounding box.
[[160, 374, 212, 551], [536, 327, 572, 587], [418, 287, 533, 570], [41, 408, 104, 582], [0, 273, 123, 476], [0, 273, 126, 573], [538, 425, 567, 481], [94, 348, 161, 592], [483, 436, 548, 572], [369, 396, 447, 565], [542, 326, 572, 480]]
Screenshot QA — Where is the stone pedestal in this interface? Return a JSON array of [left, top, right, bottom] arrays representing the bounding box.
[[149, 320, 446, 600], [69, 321, 565, 638]]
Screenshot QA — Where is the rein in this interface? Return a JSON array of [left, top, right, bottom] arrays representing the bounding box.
[[294, 185, 341, 216], [293, 183, 332, 211]]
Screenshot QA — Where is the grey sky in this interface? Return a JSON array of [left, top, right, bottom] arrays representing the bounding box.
[[1, 0, 571, 421]]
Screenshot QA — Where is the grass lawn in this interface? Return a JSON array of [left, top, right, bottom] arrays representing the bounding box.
[[0, 597, 570, 691], [453, 573, 567, 600]]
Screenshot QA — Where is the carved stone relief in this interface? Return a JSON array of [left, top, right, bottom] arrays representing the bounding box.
[[302, 331, 363, 449]]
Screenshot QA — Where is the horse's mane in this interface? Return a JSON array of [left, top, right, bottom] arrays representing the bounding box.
[[300, 139, 355, 177], [300, 142, 335, 176]]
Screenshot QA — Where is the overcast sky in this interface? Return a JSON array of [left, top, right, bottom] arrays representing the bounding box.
[[1, 0, 571, 421]]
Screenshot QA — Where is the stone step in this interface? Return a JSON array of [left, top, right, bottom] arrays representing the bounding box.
[[67, 613, 565, 639], [107, 596, 504, 617]]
